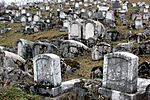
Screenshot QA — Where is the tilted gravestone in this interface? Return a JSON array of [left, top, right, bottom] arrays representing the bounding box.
[[33, 53, 61, 87], [99, 52, 139, 100]]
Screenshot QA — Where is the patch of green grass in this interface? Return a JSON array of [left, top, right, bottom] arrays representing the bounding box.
[[63, 54, 103, 81], [0, 22, 67, 47], [0, 86, 41, 100]]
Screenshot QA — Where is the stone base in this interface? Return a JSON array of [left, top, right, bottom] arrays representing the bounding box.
[[49, 86, 62, 97], [34, 79, 81, 97], [98, 87, 146, 100]]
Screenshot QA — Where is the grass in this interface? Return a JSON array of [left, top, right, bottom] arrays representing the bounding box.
[[0, 23, 67, 47], [63, 54, 103, 81], [0, 86, 41, 100]]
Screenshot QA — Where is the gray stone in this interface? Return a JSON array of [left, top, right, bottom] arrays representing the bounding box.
[[113, 42, 134, 52], [146, 84, 150, 100], [17, 39, 34, 59], [102, 52, 139, 93], [60, 40, 89, 58], [32, 41, 59, 57], [92, 42, 111, 61], [69, 21, 82, 40], [99, 78, 150, 100], [33, 53, 61, 87]]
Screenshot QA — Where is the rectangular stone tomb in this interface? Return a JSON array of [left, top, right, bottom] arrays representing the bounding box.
[[33, 54, 61, 87]]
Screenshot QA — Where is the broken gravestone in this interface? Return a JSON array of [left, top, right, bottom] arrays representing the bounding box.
[[99, 52, 139, 99]]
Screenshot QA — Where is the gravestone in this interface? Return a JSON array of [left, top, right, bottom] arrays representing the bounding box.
[[69, 22, 81, 40], [99, 52, 139, 100], [17, 39, 34, 59], [21, 16, 26, 23], [102, 52, 138, 93], [134, 15, 143, 29], [45, 5, 50, 11], [33, 15, 40, 22], [84, 22, 95, 39], [33, 53, 61, 87], [28, 16, 32, 22], [32, 42, 59, 57], [21, 9, 26, 15], [92, 42, 111, 61], [63, 20, 70, 32], [60, 40, 89, 58]]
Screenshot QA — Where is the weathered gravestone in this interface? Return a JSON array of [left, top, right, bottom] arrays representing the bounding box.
[[21, 16, 26, 23], [69, 21, 82, 40], [92, 42, 111, 61], [32, 42, 59, 57], [84, 21, 95, 40], [83, 20, 105, 40], [60, 40, 89, 58], [17, 39, 34, 59], [33, 53, 61, 86], [113, 42, 134, 52], [99, 52, 139, 99], [33, 15, 40, 22], [21, 9, 26, 15], [134, 15, 143, 29]]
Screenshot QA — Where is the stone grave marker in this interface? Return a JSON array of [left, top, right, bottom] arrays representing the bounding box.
[[33, 53, 61, 87], [32, 42, 59, 57], [21, 9, 26, 15], [102, 52, 138, 93], [69, 22, 82, 40], [17, 39, 34, 59], [28, 16, 32, 22], [21, 16, 26, 23], [33, 15, 40, 22], [84, 22, 95, 39], [92, 42, 111, 61], [99, 52, 139, 99]]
